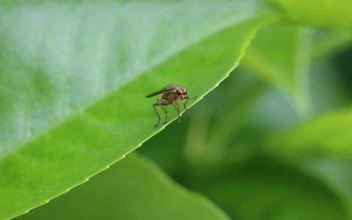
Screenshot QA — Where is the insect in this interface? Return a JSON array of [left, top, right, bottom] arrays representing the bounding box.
[[146, 84, 197, 127]]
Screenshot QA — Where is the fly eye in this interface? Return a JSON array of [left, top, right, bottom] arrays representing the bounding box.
[[176, 89, 183, 95]]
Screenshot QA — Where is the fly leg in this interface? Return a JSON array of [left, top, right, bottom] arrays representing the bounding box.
[[183, 98, 191, 115], [183, 96, 197, 115], [152, 103, 161, 127], [173, 103, 181, 123], [153, 98, 170, 127]]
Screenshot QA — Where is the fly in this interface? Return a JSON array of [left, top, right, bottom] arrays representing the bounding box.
[[146, 84, 197, 127]]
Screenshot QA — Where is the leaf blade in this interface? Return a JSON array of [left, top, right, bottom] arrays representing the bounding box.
[[0, 1, 279, 218]]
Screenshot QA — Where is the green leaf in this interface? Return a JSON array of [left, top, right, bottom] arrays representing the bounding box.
[[15, 153, 230, 220], [270, 0, 352, 30], [0, 0, 279, 219]]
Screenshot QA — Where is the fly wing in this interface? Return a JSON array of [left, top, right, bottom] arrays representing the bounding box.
[[146, 85, 178, 98], [146, 89, 165, 98]]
